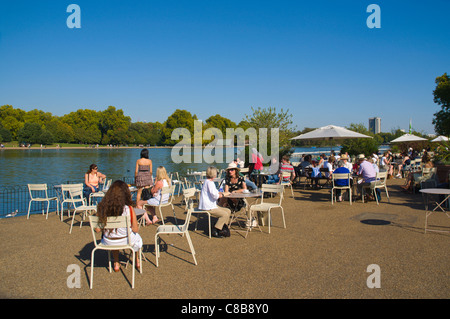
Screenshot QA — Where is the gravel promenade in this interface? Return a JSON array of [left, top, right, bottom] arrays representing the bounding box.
[[1, 178, 449, 300]]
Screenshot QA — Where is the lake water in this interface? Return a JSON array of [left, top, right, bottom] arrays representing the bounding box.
[[0, 146, 347, 187]]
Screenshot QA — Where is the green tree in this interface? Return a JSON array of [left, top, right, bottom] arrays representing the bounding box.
[[17, 122, 43, 144], [243, 106, 296, 159], [62, 109, 102, 144], [0, 105, 26, 139], [163, 109, 198, 145], [99, 106, 131, 144], [432, 73, 450, 136]]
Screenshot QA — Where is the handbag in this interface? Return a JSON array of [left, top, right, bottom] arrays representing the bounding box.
[[141, 187, 152, 200]]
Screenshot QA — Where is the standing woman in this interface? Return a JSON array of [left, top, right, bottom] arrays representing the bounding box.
[[135, 148, 153, 203], [84, 164, 106, 199], [96, 180, 142, 272]]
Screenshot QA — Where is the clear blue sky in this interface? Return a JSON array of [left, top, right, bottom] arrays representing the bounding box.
[[1, 0, 449, 134]]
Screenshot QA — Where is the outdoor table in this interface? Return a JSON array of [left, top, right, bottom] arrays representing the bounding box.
[[419, 188, 450, 234], [224, 190, 263, 238]]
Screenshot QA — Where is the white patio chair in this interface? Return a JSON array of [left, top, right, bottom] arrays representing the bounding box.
[[331, 173, 352, 205], [89, 179, 111, 205], [154, 200, 197, 267], [27, 184, 59, 219], [248, 184, 285, 234], [88, 215, 142, 289], [170, 172, 183, 196], [362, 171, 390, 205], [183, 186, 211, 239], [280, 171, 294, 197], [143, 185, 177, 225], [60, 183, 84, 221], [68, 187, 97, 233]]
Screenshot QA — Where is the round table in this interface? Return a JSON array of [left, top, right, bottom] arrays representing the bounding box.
[[419, 188, 450, 234], [224, 191, 263, 238]]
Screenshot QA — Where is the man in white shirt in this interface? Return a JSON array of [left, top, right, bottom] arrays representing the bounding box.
[[199, 166, 231, 238]]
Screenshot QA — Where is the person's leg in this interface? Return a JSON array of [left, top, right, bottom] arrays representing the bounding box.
[[210, 207, 231, 230], [112, 250, 120, 272]]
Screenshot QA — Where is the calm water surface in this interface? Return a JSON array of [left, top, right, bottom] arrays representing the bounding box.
[[0, 146, 352, 187]]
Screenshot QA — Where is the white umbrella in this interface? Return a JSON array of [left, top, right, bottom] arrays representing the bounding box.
[[291, 125, 372, 140], [431, 135, 449, 142], [390, 133, 427, 143]]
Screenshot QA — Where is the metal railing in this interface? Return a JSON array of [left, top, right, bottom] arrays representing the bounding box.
[[0, 177, 135, 218]]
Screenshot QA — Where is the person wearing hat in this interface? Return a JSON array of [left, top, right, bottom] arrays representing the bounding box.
[[340, 154, 353, 172], [218, 162, 248, 213]]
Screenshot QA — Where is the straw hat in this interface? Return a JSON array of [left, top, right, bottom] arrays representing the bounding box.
[[226, 162, 240, 171], [358, 154, 366, 160], [340, 154, 349, 160]]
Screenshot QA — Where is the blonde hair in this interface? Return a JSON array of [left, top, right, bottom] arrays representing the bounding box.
[[155, 166, 171, 185], [206, 166, 217, 179]]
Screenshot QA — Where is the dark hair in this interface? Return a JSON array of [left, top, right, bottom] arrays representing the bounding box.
[[87, 164, 98, 174], [97, 180, 133, 232], [140, 149, 149, 159]]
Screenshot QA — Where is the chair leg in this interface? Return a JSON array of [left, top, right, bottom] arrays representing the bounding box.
[[90, 249, 96, 289], [27, 200, 32, 219], [69, 210, 78, 233], [185, 232, 197, 265], [131, 250, 135, 289], [155, 234, 159, 267]]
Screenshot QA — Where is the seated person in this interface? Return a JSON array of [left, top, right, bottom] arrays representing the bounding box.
[[83, 164, 106, 199], [322, 156, 335, 179], [396, 152, 411, 178], [356, 155, 378, 200], [278, 155, 296, 184], [199, 166, 231, 238], [136, 166, 171, 225], [267, 156, 280, 184], [218, 162, 247, 213], [96, 180, 142, 272], [333, 160, 353, 202]]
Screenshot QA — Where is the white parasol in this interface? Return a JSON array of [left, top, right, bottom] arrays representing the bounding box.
[[291, 125, 372, 141], [390, 133, 427, 143], [431, 135, 449, 142]]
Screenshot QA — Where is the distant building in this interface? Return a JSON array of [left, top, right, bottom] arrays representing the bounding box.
[[369, 117, 381, 134]]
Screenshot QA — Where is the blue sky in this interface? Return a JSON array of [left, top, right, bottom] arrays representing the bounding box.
[[0, 1, 449, 135]]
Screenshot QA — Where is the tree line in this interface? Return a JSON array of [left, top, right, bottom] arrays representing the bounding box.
[[0, 105, 295, 147], [0, 103, 434, 156]]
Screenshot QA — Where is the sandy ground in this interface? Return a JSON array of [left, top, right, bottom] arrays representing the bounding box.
[[0, 178, 449, 301]]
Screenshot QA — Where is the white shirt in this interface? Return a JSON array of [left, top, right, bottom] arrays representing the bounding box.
[[199, 179, 220, 210]]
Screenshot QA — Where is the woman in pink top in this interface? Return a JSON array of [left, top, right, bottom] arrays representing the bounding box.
[[83, 164, 106, 199]]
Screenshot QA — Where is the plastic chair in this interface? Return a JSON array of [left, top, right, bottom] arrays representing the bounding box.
[[27, 184, 59, 219], [249, 184, 285, 234], [331, 173, 352, 205], [88, 215, 142, 289], [154, 200, 197, 267], [68, 187, 97, 233], [60, 183, 84, 221], [362, 171, 390, 205], [143, 185, 177, 225]]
